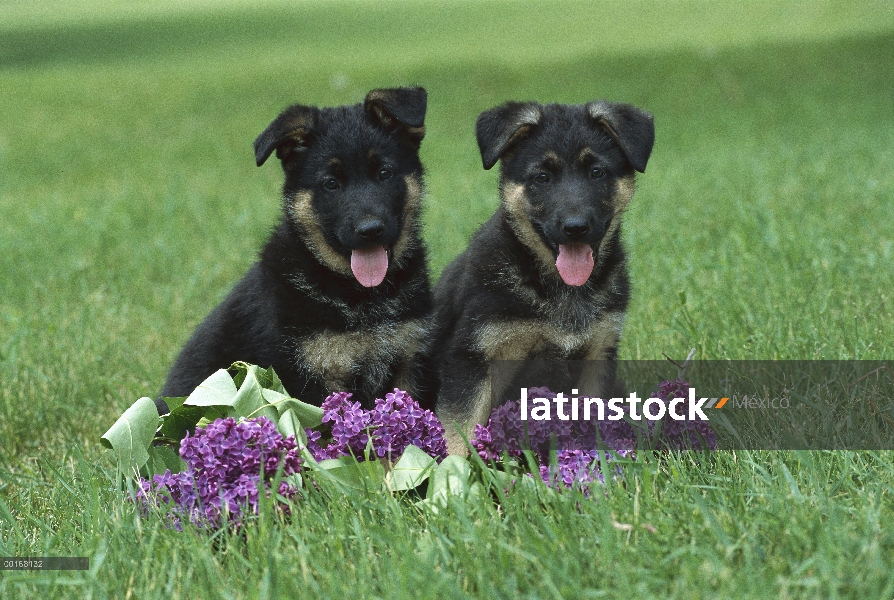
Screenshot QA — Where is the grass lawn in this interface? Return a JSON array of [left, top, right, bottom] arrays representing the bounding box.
[[1, 0, 893, 597]]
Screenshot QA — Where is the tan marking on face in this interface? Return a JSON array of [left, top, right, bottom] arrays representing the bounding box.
[[289, 191, 352, 277], [405, 126, 426, 141], [577, 147, 596, 163], [594, 175, 636, 269], [543, 151, 562, 166], [612, 175, 636, 214], [366, 148, 378, 161], [391, 174, 423, 267], [500, 182, 555, 271], [299, 318, 429, 392]]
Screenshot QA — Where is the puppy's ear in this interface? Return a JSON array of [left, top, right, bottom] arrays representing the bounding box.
[[475, 102, 542, 170], [253, 105, 318, 167], [365, 87, 427, 143], [586, 101, 654, 173]]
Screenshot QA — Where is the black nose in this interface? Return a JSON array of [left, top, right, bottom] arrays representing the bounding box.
[[356, 219, 385, 240], [562, 218, 590, 240]]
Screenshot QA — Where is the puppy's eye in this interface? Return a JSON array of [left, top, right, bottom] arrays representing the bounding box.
[[534, 173, 550, 184], [591, 168, 606, 179], [323, 178, 340, 191], [378, 168, 393, 181]]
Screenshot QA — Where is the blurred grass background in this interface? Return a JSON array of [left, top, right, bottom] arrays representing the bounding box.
[[1, 1, 894, 596]]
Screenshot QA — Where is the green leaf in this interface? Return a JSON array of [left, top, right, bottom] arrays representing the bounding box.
[[100, 397, 159, 474], [387, 445, 437, 492], [230, 362, 288, 395], [261, 387, 289, 407], [160, 396, 187, 412], [145, 445, 186, 477], [183, 369, 238, 407], [274, 397, 324, 429], [311, 456, 386, 494], [195, 406, 231, 429], [261, 365, 289, 395], [278, 408, 307, 446], [232, 367, 279, 422], [157, 403, 206, 441], [427, 455, 473, 505]]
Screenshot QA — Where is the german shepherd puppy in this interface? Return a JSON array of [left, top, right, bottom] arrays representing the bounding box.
[[159, 87, 433, 411], [431, 100, 654, 454]]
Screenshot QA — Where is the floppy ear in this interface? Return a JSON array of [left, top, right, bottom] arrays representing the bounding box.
[[475, 102, 542, 170], [253, 105, 318, 167], [364, 87, 427, 143], [585, 101, 654, 173]]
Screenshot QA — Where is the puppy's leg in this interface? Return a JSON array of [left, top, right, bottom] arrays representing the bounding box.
[[436, 352, 491, 455]]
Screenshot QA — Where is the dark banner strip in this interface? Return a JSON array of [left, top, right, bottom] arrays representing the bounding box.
[[1, 557, 90, 570], [479, 361, 894, 451]]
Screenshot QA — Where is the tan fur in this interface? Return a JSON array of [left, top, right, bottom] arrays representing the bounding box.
[[442, 377, 494, 456], [577, 147, 596, 163], [299, 318, 428, 392], [392, 174, 422, 267], [542, 151, 562, 166], [405, 126, 426, 140], [289, 191, 353, 277], [475, 313, 624, 363], [594, 176, 635, 272], [501, 182, 556, 271]]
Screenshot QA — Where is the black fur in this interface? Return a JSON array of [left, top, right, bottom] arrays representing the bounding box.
[[429, 100, 654, 453], [159, 88, 433, 412]]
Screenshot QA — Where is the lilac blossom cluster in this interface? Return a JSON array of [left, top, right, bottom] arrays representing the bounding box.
[[306, 389, 447, 462], [472, 381, 716, 492], [539, 449, 605, 492], [135, 417, 302, 529]]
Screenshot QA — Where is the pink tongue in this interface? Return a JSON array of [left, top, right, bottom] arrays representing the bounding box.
[[556, 243, 594, 286], [350, 246, 388, 287]]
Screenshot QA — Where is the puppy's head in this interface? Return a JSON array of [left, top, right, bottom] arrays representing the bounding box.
[[476, 100, 654, 286], [254, 87, 427, 287]]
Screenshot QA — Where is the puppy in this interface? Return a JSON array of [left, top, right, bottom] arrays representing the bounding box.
[[430, 100, 654, 454], [159, 87, 433, 410]]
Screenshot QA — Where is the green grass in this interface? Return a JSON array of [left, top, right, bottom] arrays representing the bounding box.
[[1, 0, 893, 597]]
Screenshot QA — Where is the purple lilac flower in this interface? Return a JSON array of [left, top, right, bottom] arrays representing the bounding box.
[[135, 417, 302, 529], [312, 389, 447, 462], [313, 391, 372, 459], [539, 449, 605, 495], [370, 389, 448, 460]]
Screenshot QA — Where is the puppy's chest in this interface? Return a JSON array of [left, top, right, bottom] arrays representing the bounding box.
[[474, 311, 624, 361], [296, 319, 428, 390]]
